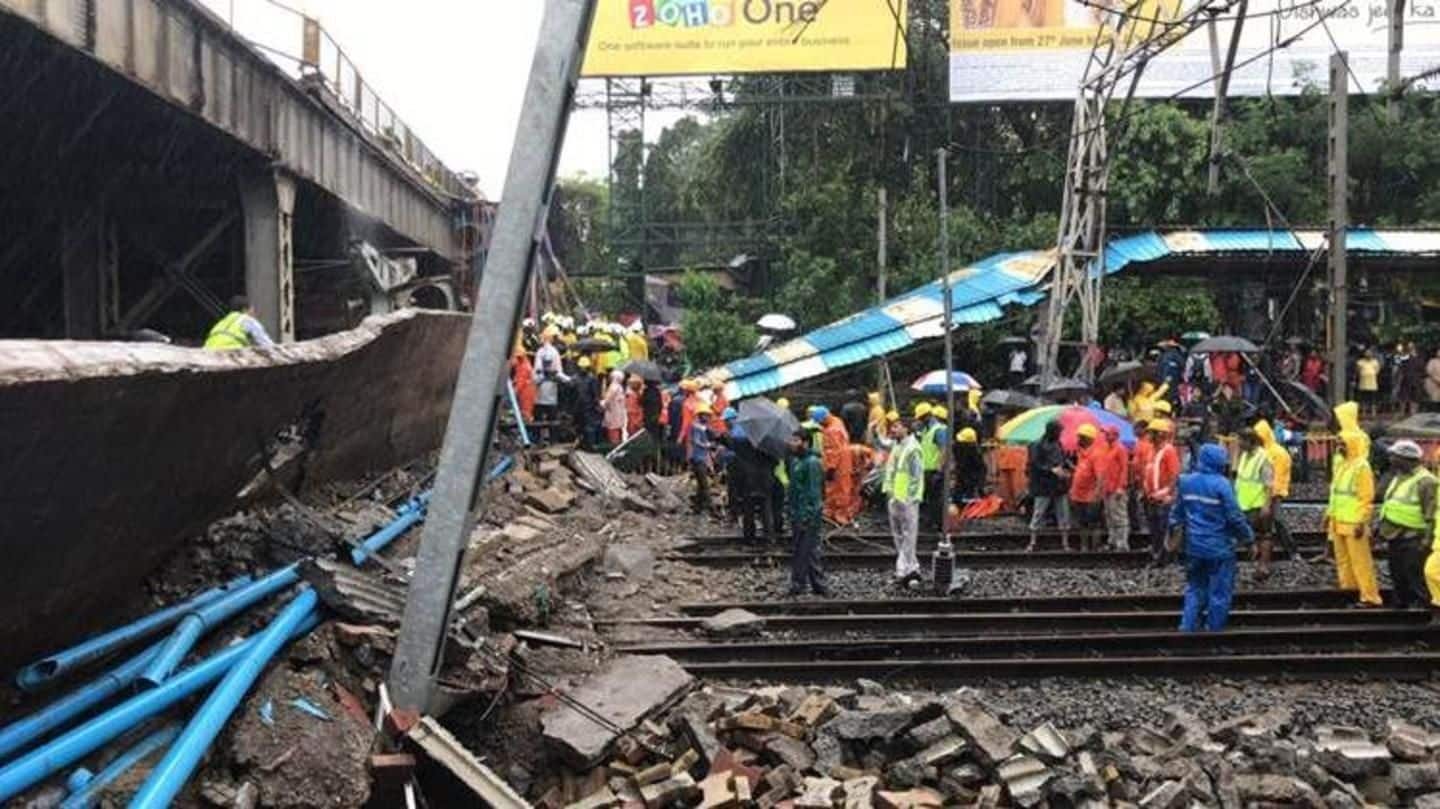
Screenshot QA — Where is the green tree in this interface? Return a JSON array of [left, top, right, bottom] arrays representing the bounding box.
[[675, 271, 756, 370]]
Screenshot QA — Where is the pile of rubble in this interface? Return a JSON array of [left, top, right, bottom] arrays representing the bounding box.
[[534, 657, 1440, 809]]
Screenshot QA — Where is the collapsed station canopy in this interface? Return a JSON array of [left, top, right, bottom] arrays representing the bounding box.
[[707, 228, 1440, 401]]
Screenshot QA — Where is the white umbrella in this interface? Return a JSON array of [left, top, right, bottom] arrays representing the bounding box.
[[756, 313, 797, 332]]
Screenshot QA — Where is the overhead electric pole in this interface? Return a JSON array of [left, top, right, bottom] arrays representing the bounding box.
[[1328, 51, 1350, 408], [1388, 0, 1406, 121], [388, 0, 596, 712]]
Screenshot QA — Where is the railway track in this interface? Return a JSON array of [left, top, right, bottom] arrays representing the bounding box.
[[679, 530, 1328, 555], [665, 546, 1332, 568], [606, 591, 1439, 681]]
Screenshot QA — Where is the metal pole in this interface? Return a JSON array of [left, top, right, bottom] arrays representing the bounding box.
[[938, 149, 955, 538], [1388, 0, 1406, 122], [387, 0, 596, 713], [1328, 52, 1349, 407], [876, 187, 888, 396]]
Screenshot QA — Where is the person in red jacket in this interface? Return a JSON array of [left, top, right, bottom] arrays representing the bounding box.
[[1101, 425, 1131, 550], [1069, 424, 1105, 551]]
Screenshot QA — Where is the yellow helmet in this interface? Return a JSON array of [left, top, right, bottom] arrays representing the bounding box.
[[913, 402, 933, 419], [1077, 424, 1099, 440], [577, 357, 592, 369], [1149, 419, 1173, 433], [776, 397, 790, 410], [885, 409, 901, 422], [933, 406, 949, 421], [957, 427, 978, 443], [695, 403, 713, 416], [1153, 400, 1173, 415], [679, 379, 699, 392]]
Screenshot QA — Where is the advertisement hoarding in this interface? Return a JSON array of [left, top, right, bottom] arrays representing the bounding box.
[[948, 0, 1440, 102], [582, 0, 908, 77]]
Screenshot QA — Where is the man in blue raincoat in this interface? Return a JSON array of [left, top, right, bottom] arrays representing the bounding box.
[[1168, 443, 1255, 632]]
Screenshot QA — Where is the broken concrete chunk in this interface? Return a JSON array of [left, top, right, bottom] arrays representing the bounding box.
[[639, 773, 699, 809], [1388, 719, 1440, 762], [525, 488, 575, 514], [790, 694, 839, 729], [682, 716, 722, 769], [884, 757, 926, 790], [542, 655, 694, 768], [502, 522, 544, 543], [856, 679, 887, 696], [827, 709, 914, 743], [766, 735, 818, 773], [1415, 793, 1440, 809], [1314, 726, 1392, 780], [1233, 774, 1326, 808], [918, 736, 966, 768], [1018, 722, 1071, 763], [812, 730, 846, 778], [1395, 762, 1440, 793], [1138, 780, 1187, 809], [794, 776, 844, 809], [1126, 726, 1175, 756], [946, 701, 1019, 766], [975, 784, 1003, 809], [997, 754, 1052, 808], [873, 787, 944, 809], [842, 776, 878, 809], [701, 608, 765, 638], [697, 771, 738, 809], [903, 716, 953, 752], [600, 544, 656, 582]]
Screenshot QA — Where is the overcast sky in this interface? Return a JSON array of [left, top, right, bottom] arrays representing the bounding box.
[[200, 0, 678, 199]]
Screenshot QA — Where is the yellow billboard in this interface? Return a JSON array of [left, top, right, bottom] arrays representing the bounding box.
[[582, 0, 908, 77]]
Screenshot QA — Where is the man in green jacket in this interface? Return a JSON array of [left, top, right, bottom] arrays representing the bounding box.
[[786, 427, 828, 597]]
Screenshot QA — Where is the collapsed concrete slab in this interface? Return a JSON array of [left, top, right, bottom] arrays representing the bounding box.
[[542, 655, 694, 768], [0, 310, 468, 666]]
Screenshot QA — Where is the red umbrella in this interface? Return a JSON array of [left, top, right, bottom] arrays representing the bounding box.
[[1058, 406, 1136, 452]]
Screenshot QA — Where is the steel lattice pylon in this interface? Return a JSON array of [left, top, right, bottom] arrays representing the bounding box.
[[1038, 0, 1236, 382]]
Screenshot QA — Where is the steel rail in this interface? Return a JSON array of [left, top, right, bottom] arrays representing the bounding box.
[[662, 548, 1335, 569], [601, 608, 1428, 635]]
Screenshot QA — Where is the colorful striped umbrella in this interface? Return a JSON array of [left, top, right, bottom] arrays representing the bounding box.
[[911, 370, 982, 394], [997, 405, 1136, 450]]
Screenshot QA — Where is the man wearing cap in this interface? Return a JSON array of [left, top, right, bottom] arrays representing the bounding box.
[[1070, 424, 1106, 551], [920, 405, 949, 530], [689, 405, 717, 515], [884, 415, 926, 586], [954, 427, 987, 501], [1233, 428, 1276, 580], [1376, 439, 1436, 608], [1254, 420, 1296, 562], [1143, 419, 1182, 565]]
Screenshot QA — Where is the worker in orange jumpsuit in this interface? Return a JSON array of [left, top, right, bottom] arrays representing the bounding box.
[[811, 406, 856, 525], [625, 376, 644, 436], [678, 380, 701, 451], [710, 382, 730, 436], [510, 351, 536, 424]]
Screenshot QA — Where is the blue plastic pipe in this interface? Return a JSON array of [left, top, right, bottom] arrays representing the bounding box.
[[0, 643, 162, 763], [0, 612, 320, 803], [506, 379, 533, 447], [128, 591, 319, 809], [137, 566, 303, 688], [16, 577, 252, 692], [351, 491, 430, 566], [59, 723, 180, 809]]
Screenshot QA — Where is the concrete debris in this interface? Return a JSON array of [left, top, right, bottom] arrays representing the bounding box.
[[1233, 773, 1326, 807], [640, 773, 699, 808], [1388, 718, 1440, 761], [1394, 762, 1440, 793], [407, 716, 528, 809], [946, 700, 1019, 766], [995, 754, 1051, 808], [542, 655, 694, 768], [700, 608, 766, 638], [526, 488, 576, 514], [1017, 721, 1070, 762], [873, 787, 944, 809], [570, 451, 656, 513], [1138, 779, 1187, 809], [1314, 725, 1393, 779], [600, 544, 656, 581]]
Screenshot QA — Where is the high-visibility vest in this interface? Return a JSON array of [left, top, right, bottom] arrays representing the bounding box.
[[1330, 459, 1371, 524], [885, 438, 924, 504], [1234, 449, 1271, 511], [920, 423, 942, 472], [1381, 468, 1434, 531], [204, 311, 250, 350]]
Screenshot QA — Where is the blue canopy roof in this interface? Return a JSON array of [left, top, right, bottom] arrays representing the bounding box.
[[707, 228, 1440, 400]]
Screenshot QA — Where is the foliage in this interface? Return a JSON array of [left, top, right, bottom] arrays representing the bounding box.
[[675, 271, 756, 370], [1094, 276, 1222, 349]]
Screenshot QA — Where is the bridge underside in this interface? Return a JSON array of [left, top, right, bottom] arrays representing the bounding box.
[[0, 14, 455, 342]]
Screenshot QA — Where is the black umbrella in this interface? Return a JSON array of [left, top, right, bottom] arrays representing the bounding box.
[[1191, 335, 1260, 354], [621, 360, 663, 383], [1097, 360, 1156, 387], [981, 389, 1042, 411], [1278, 379, 1328, 419], [1042, 377, 1091, 399], [573, 337, 616, 353], [736, 397, 800, 460]]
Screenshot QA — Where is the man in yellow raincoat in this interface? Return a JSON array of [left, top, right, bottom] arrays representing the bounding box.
[[1327, 424, 1380, 606]]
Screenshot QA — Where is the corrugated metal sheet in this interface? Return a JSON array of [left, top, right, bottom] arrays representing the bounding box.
[[711, 227, 1440, 401]]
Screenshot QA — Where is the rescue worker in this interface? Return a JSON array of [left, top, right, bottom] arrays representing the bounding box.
[[624, 320, 650, 362], [866, 392, 886, 445], [1169, 443, 1255, 632], [689, 404, 717, 515], [1254, 419, 1296, 562], [1130, 419, 1153, 541], [1233, 429, 1276, 581], [678, 380, 702, 452], [786, 427, 827, 597], [920, 405, 948, 531], [710, 382, 730, 435], [820, 408, 857, 524], [572, 357, 601, 450], [1070, 424, 1105, 552], [954, 428, 987, 501], [884, 416, 925, 586], [1376, 440, 1436, 608], [1101, 425, 1130, 550], [1328, 428, 1381, 606], [204, 295, 275, 349], [1143, 419, 1181, 565], [533, 327, 569, 443], [510, 350, 537, 425]]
